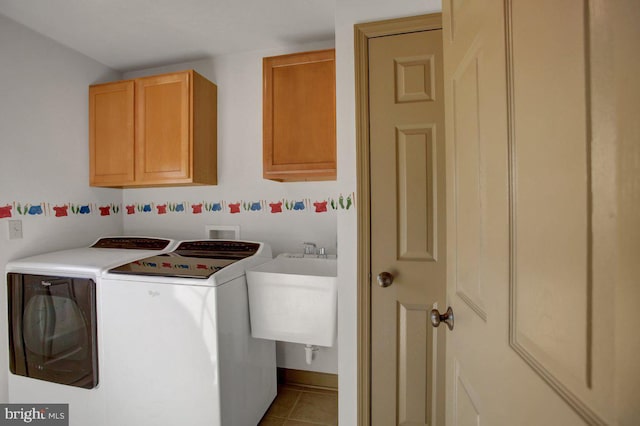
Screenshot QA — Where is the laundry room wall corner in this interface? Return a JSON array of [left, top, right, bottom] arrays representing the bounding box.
[[0, 14, 124, 401]]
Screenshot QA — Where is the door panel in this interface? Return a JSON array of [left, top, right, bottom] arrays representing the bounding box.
[[508, 0, 590, 394], [370, 28, 446, 426], [396, 125, 436, 261], [450, 41, 487, 322], [443, 0, 627, 424], [397, 303, 432, 425], [453, 362, 481, 426]]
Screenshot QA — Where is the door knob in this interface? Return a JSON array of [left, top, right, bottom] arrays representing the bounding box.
[[377, 271, 394, 288], [430, 306, 454, 330]]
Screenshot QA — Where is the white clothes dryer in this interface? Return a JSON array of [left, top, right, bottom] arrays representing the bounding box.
[[5, 237, 177, 426], [100, 240, 276, 426]]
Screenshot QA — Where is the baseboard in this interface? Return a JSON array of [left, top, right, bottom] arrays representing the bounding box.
[[277, 367, 338, 391]]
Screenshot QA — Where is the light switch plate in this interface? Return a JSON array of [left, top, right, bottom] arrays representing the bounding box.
[[8, 219, 23, 240]]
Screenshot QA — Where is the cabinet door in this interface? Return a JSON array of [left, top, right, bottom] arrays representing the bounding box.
[[263, 49, 336, 181], [89, 81, 135, 186], [136, 72, 191, 184]]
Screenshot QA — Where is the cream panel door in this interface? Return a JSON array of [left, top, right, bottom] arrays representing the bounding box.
[[443, 0, 638, 425], [370, 28, 446, 426]]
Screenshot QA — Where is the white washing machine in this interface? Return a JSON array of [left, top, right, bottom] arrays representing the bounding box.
[[100, 239, 276, 426], [5, 237, 177, 426]]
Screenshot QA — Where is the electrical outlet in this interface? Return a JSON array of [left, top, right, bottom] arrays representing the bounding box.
[[8, 219, 23, 240]]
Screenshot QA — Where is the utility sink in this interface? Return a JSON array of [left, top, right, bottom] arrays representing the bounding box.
[[246, 254, 337, 347]]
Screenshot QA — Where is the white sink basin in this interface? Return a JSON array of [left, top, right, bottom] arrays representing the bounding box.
[[246, 254, 337, 347], [252, 253, 337, 275]]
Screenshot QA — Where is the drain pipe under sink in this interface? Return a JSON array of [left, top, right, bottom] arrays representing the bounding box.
[[304, 344, 319, 365]]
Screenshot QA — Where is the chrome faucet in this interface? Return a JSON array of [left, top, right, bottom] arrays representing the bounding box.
[[303, 242, 317, 255]]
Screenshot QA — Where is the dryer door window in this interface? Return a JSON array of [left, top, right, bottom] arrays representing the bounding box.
[[7, 273, 98, 389]]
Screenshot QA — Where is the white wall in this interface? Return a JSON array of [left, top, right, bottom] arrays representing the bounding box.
[[334, 1, 442, 424], [120, 40, 342, 374], [0, 14, 123, 400]]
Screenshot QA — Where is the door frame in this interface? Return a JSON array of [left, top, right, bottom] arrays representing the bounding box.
[[354, 13, 443, 425]]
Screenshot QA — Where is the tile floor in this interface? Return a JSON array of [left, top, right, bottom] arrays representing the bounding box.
[[259, 384, 338, 425]]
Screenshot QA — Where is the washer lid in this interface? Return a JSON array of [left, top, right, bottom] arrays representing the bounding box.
[[6, 237, 177, 275], [108, 240, 261, 279]]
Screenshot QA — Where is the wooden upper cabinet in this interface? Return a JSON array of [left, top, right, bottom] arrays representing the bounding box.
[[263, 49, 336, 181], [89, 70, 217, 187], [135, 72, 191, 184], [89, 81, 135, 186]]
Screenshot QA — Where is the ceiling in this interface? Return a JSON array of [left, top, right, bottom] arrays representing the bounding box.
[[0, 0, 336, 71]]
